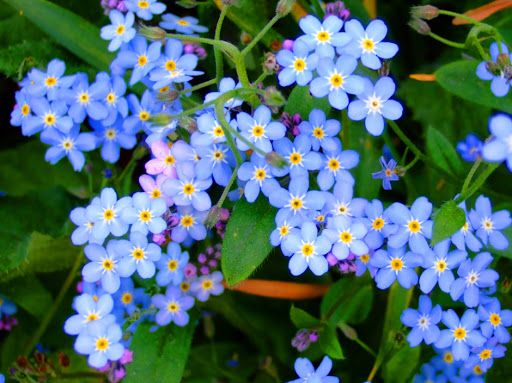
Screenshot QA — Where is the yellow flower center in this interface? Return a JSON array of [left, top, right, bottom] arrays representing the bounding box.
[[181, 216, 194, 227], [21, 104, 30, 115], [480, 349, 492, 360], [293, 58, 306, 72], [213, 150, 224, 161], [165, 155, 175, 165], [107, 93, 116, 103], [45, 114, 56, 125], [139, 211, 151, 222], [408, 220, 421, 233], [490, 313, 501, 326], [152, 189, 161, 198], [132, 248, 145, 260], [178, 20, 189, 26], [104, 209, 114, 220], [159, 86, 170, 93], [138, 55, 147, 66], [338, 205, 347, 214], [116, 25, 125, 35], [289, 153, 302, 164], [279, 226, 289, 236], [45, 77, 57, 87], [462, 222, 469, 232], [313, 127, 324, 138], [180, 282, 190, 291], [138, 0, 149, 8], [96, 338, 109, 351], [435, 260, 447, 272], [302, 244, 313, 256], [122, 293, 133, 304], [330, 74, 343, 87], [373, 218, 384, 230], [87, 313, 98, 322], [444, 352, 453, 363], [213, 126, 224, 137], [361, 254, 370, 263], [139, 111, 149, 121], [362, 38, 375, 51], [79, 93, 89, 103], [255, 169, 266, 180], [454, 327, 466, 340], [102, 259, 114, 271], [328, 158, 339, 170], [183, 184, 194, 195], [316, 215, 325, 222], [62, 140, 74, 150], [474, 365, 483, 375], [202, 280, 213, 289], [390, 258, 403, 271], [340, 231, 352, 243], [168, 303, 178, 312], [168, 260, 178, 271], [105, 128, 116, 140], [291, 198, 302, 210], [165, 60, 177, 71], [483, 220, 493, 230], [252, 125, 264, 137], [317, 31, 330, 42]]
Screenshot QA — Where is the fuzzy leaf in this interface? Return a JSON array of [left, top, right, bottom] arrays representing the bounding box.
[[432, 200, 466, 246], [290, 306, 322, 329], [426, 126, 465, 177], [318, 325, 344, 359]]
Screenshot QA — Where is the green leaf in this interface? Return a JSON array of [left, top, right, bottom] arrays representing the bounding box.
[[435, 60, 512, 115], [318, 325, 344, 360], [4, 0, 114, 71], [426, 126, 464, 177], [0, 140, 89, 197], [290, 306, 322, 329], [0, 233, 80, 283], [284, 85, 331, 117], [0, 274, 53, 318], [431, 200, 466, 246], [221, 195, 277, 286], [124, 318, 196, 383], [382, 344, 420, 383]]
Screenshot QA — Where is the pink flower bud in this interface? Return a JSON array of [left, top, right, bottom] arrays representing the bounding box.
[[200, 265, 210, 275], [283, 39, 294, 51], [152, 233, 166, 246], [198, 253, 207, 264], [326, 252, 338, 266]]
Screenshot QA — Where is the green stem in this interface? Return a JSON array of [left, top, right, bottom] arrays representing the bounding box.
[[215, 103, 244, 166], [403, 154, 420, 171], [310, 0, 325, 17], [241, 14, 282, 58], [354, 337, 377, 358], [437, 9, 488, 27], [455, 162, 499, 204], [252, 72, 268, 88], [472, 38, 492, 61], [24, 252, 83, 355], [177, 78, 217, 96], [52, 372, 106, 380], [428, 32, 466, 49], [216, 165, 240, 208], [165, 33, 239, 57], [214, 4, 230, 82], [461, 157, 482, 194], [117, 152, 139, 185]]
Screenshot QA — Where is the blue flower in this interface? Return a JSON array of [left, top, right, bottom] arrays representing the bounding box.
[[152, 286, 195, 326], [237, 154, 281, 203], [298, 109, 341, 152], [124, 90, 162, 134], [450, 252, 499, 308], [287, 356, 339, 383], [204, 77, 243, 109], [74, 320, 124, 368], [317, 146, 359, 191], [191, 271, 224, 301], [171, 206, 208, 243], [478, 297, 512, 343], [40, 125, 98, 171], [348, 77, 403, 136], [124, 0, 166, 20], [297, 15, 351, 58], [194, 144, 237, 186], [236, 105, 286, 153], [466, 337, 506, 373], [481, 113, 512, 172], [412, 363, 447, 383], [22, 98, 73, 136], [363, 199, 397, 250], [419, 239, 467, 294], [70, 202, 103, 245], [451, 200, 483, 253], [99, 73, 129, 126], [272, 134, 323, 179], [476, 42, 512, 97], [194, 111, 237, 146], [401, 295, 442, 347], [339, 19, 399, 69], [323, 215, 368, 259], [100, 10, 136, 52], [372, 156, 399, 190], [64, 294, 115, 336], [90, 116, 137, 163], [82, 241, 122, 294], [0, 296, 17, 316], [149, 38, 204, 90], [62, 74, 109, 123], [10, 91, 34, 132], [112, 278, 145, 321], [386, 196, 433, 254], [24, 58, 75, 100], [115, 231, 162, 279], [85, 187, 133, 241], [457, 134, 483, 162], [468, 195, 512, 250], [269, 176, 325, 222], [116, 37, 162, 86], [282, 221, 332, 276], [370, 246, 422, 289], [270, 213, 302, 251], [159, 14, 209, 34], [324, 180, 367, 218], [120, 192, 168, 235], [276, 40, 319, 87], [156, 242, 189, 286], [354, 251, 378, 278], [434, 309, 486, 361], [430, 348, 461, 381], [310, 55, 365, 110], [162, 176, 212, 211]]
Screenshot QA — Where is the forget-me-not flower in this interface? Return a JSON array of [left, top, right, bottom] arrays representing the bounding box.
[[297, 14, 351, 58], [481, 113, 512, 172], [370, 246, 422, 289], [100, 10, 136, 52], [401, 295, 442, 347], [152, 286, 195, 326], [159, 14, 209, 35], [476, 42, 512, 97], [124, 0, 166, 20], [276, 40, 319, 87], [469, 194, 512, 250]]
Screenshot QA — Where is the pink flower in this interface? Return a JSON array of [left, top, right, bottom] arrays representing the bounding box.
[[145, 141, 178, 178], [139, 174, 173, 207]]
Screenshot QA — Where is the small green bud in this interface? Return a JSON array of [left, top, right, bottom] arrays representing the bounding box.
[[137, 23, 166, 41], [148, 113, 173, 127], [338, 321, 357, 340], [178, 116, 197, 132], [485, 61, 501, 77], [378, 61, 391, 77], [394, 166, 406, 177], [410, 5, 439, 20], [204, 205, 223, 228], [263, 86, 286, 107], [408, 16, 431, 36], [276, 0, 295, 16], [176, 0, 197, 8], [497, 53, 511, 68], [122, 331, 133, 342], [156, 88, 179, 104], [263, 52, 280, 74], [265, 151, 288, 169]]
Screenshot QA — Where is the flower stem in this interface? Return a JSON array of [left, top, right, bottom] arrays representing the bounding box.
[[177, 78, 217, 96], [310, 0, 325, 17], [165, 33, 239, 58], [403, 154, 420, 171], [214, 4, 230, 82], [241, 14, 282, 58], [428, 32, 466, 49], [215, 103, 243, 166], [252, 72, 268, 88], [455, 162, 499, 205], [354, 337, 377, 358], [216, 165, 240, 209], [437, 9, 488, 27], [461, 157, 482, 194]]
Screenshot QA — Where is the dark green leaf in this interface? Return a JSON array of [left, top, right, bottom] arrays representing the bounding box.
[[221, 195, 277, 286], [318, 325, 343, 359], [4, 0, 114, 71], [124, 318, 196, 383], [431, 200, 466, 246], [290, 306, 322, 329], [382, 344, 420, 383], [435, 60, 512, 115], [284, 85, 331, 118], [0, 274, 53, 317], [426, 126, 464, 177]]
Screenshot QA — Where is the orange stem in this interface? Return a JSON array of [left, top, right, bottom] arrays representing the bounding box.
[[453, 0, 512, 25], [409, 73, 436, 81], [222, 279, 330, 299]]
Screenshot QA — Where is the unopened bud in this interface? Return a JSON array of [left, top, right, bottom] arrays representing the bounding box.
[[240, 31, 252, 45], [137, 23, 166, 41], [410, 5, 439, 20], [497, 53, 511, 68], [270, 39, 282, 52], [148, 113, 173, 127], [204, 205, 223, 228], [122, 331, 133, 342], [276, 0, 295, 16], [265, 151, 287, 169], [263, 86, 286, 107], [338, 321, 357, 340], [394, 165, 406, 177], [283, 39, 294, 51], [485, 61, 501, 76], [408, 16, 431, 36], [263, 52, 280, 74], [156, 89, 179, 104], [178, 116, 197, 132], [176, 0, 197, 8], [378, 61, 391, 77], [58, 352, 70, 367]]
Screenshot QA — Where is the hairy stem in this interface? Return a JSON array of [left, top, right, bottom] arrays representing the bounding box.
[[214, 4, 230, 81], [241, 14, 282, 58], [428, 32, 466, 49]]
